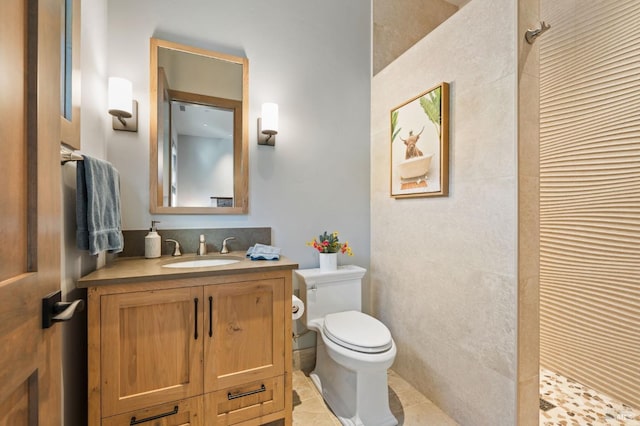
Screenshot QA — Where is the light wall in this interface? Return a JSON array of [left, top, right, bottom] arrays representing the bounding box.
[[371, 0, 519, 424], [105, 0, 372, 276], [176, 135, 234, 206], [60, 0, 109, 424], [373, 0, 459, 74]]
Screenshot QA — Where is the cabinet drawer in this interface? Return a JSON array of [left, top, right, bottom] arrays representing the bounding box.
[[206, 376, 285, 425], [102, 396, 203, 426]]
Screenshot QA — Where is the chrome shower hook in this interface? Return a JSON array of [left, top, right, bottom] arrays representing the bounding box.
[[525, 21, 551, 44]]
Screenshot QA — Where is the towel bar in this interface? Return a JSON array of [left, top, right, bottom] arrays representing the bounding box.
[[60, 147, 83, 164]]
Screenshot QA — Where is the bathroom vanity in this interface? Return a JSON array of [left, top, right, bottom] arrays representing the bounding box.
[[78, 254, 297, 426]]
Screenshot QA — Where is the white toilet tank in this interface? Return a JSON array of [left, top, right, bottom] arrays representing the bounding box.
[[294, 265, 367, 325]]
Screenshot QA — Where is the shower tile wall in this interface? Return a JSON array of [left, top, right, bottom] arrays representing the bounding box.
[[517, 0, 541, 424], [372, 0, 519, 424], [539, 0, 640, 409]]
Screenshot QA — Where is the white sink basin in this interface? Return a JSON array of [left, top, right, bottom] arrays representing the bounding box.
[[162, 257, 242, 268]]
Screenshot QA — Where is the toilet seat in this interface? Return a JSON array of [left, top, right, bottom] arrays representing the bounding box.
[[323, 310, 393, 354]]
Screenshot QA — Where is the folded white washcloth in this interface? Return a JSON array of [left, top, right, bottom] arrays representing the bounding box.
[[246, 243, 281, 260]]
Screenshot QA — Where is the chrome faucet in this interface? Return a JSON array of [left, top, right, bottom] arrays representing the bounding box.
[[165, 239, 182, 256], [197, 234, 207, 256], [220, 237, 236, 254]]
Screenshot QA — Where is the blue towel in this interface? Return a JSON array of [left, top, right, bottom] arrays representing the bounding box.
[[246, 243, 281, 261], [76, 155, 124, 255]]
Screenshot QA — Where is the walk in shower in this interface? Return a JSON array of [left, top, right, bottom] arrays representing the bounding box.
[[538, 0, 640, 423]]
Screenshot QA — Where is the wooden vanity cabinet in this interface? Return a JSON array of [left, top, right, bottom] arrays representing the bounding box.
[[86, 269, 293, 426]]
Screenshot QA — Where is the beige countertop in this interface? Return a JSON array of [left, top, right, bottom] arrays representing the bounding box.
[[77, 252, 299, 287]]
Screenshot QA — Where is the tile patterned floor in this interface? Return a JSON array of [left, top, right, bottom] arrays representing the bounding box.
[[285, 367, 640, 425], [291, 369, 458, 425], [540, 368, 640, 426]]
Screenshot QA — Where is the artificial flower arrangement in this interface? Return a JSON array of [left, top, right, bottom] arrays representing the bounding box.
[[307, 231, 354, 256]]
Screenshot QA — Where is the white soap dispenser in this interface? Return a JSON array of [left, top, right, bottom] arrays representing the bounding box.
[[145, 221, 161, 258], [197, 234, 207, 256]]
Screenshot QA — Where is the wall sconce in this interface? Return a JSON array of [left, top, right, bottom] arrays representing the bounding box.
[[258, 102, 278, 146], [108, 77, 138, 132]]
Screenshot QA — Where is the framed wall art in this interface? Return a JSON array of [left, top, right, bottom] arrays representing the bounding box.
[[390, 82, 449, 198]]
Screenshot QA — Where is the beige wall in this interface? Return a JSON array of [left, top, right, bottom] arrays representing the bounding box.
[[371, 0, 520, 423], [539, 0, 640, 409], [517, 0, 540, 424], [373, 0, 459, 74]]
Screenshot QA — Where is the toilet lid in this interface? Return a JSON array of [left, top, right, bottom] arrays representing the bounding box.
[[323, 311, 393, 354]]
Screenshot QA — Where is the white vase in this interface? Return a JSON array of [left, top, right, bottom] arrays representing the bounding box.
[[319, 253, 338, 272]]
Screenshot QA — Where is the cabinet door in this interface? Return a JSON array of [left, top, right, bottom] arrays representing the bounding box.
[[204, 278, 285, 392], [101, 287, 204, 417]]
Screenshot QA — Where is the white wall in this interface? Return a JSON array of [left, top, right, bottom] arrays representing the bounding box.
[[371, 0, 518, 424], [177, 135, 234, 206], [105, 0, 372, 274], [60, 0, 109, 424]]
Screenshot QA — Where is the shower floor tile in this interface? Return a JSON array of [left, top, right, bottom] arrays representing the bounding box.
[[540, 367, 640, 425]]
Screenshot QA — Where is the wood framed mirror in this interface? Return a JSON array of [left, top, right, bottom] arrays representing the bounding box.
[[149, 38, 249, 214]]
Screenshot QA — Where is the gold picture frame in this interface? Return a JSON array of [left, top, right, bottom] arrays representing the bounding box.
[[390, 82, 449, 198]]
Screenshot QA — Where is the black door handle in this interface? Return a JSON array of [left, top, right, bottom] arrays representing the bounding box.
[[42, 290, 85, 329]]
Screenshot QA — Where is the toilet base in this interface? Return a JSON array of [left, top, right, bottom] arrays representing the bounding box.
[[310, 336, 398, 426]]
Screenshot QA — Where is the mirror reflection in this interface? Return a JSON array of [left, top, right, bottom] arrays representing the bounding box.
[[60, 0, 81, 149], [150, 38, 248, 214], [168, 102, 234, 207]]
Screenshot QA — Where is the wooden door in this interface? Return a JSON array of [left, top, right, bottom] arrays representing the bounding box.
[[204, 279, 285, 393], [0, 0, 63, 424], [100, 287, 204, 417]]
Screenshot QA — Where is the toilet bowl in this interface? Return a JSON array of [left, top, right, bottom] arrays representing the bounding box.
[[295, 266, 398, 426]]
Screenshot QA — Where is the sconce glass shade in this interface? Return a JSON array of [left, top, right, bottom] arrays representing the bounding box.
[[261, 103, 278, 134], [108, 77, 133, 118]]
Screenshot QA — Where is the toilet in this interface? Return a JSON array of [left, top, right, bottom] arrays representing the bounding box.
[[295, 265, 398, 426]]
